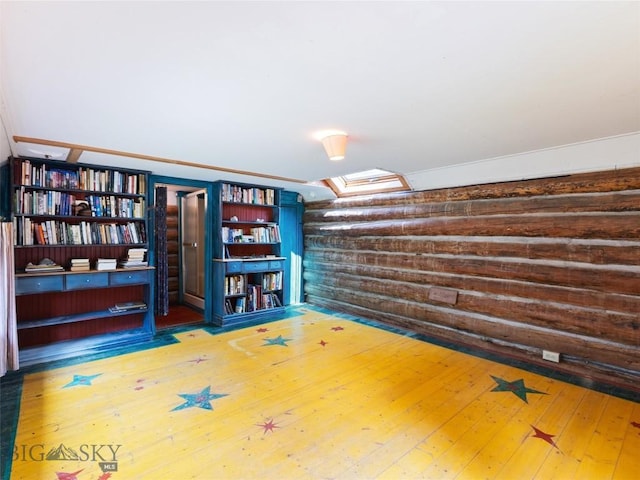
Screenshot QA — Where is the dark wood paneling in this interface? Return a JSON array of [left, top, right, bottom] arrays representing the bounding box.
[[303, 166, 640, 392], [15, 245, 133, 270]]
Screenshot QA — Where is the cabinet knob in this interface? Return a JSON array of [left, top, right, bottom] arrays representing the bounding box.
[[86, 279, 91, 283], [128, 275, 133, 279]]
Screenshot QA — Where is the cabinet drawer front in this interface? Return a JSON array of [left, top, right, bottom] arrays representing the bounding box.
[[226, 262, 242, 273], [243, 261, 269, 273], [16, 275, 64, 295], [65, 273, 109, 290], [269, 260, 284, 270], [110, 270, 150, 286]]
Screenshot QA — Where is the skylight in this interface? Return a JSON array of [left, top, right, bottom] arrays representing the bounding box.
[[324, 169, 411, 197]]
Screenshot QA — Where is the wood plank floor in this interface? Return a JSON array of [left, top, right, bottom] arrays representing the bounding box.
[[2, 306, 639, 479]]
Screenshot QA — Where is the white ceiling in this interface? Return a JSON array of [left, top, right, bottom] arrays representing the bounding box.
[[1, 1, 639, 200]]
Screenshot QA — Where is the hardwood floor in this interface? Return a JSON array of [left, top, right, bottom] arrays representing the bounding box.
[[2, 306, 638, 479], [155, 303, 204, 329]]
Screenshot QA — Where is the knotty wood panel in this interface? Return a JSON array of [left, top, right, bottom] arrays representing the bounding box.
[[303, 166, 640, 391]]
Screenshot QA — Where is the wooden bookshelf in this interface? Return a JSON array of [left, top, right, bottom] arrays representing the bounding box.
[[8, 156, 154, 362], [212, 181, 285, 326]]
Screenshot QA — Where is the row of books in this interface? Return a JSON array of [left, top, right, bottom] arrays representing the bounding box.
[[224, 292, 281, 314], [224, 271, 282, 296], [14, 190, 145, 218], [224, 274, 245, 295], [16, 160, 146, 195], [221, 225, 280, 244], [221, 183, 275, 205], [248, 286, 283, 312], [13, 217, 146, 246], [261, 272, 283, 291], [14, 189, 77, 216]]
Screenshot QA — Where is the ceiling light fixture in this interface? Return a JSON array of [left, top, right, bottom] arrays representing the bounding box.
[[316, 130, 348, 161]]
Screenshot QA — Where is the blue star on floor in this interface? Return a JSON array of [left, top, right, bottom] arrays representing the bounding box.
[[63, 374, 102, 388], [171, 386, 228, 411], [490, 375, 547, 403], [262, 335, 292, 346]]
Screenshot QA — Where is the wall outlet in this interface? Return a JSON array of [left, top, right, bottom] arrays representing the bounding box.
[[542, 350, 560, 363]]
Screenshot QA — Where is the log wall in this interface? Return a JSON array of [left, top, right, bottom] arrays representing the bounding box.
[[302, 167, 640, 392]]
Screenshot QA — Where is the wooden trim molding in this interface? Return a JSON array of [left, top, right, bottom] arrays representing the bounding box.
[[65, 148, 83, 163], [13, 135, 307, 184]]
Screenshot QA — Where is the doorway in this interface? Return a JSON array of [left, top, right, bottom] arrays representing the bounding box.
[[149, 176, 213, 329], [181, 189, 206, 310]]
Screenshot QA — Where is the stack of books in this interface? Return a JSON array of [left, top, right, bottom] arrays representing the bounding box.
[[95, 258, 117, 271], [24, 258, 64, 273], [69, 258, 90, 272], [120, 248, 148, 268]]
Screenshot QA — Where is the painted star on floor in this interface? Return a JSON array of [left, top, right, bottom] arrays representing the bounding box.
[[262, 335, 292, 346], [331, 326, 344, 331], [319, 340, 328, 347], [171, 386, 228, 411], [55, 470, 83, 480], [531, 425, 559, 449], [188, 356, 208, 364], [63, 374, 102, 388], [256, 327, 269, 333], [257, 418, 280, 434], [490, 375, 546, 403]]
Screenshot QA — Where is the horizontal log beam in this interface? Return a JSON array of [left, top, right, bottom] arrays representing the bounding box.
[[304, 260, 640, 314], [304, 235, 640, 266], [305, 190, 640, 223], [304, 213, 640, 240], [303, 271, 639, 346], [304, 250, 640, 295]]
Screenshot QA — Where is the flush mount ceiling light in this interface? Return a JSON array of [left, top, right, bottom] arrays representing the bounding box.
[[315, 130, 348, 161]]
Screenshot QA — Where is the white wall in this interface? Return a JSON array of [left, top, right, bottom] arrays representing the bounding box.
[[406, 132, 640, 192], [0, 111, 12, 162]]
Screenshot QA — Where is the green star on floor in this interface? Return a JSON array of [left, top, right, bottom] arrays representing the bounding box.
[[63, 374, 102, 388], [262, 335, 292, 346], [490, 375, 547, 403], [171, 386, 228, 411]]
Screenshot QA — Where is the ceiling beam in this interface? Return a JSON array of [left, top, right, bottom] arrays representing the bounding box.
[[66, 148, 84, 163], [13, 135, 308, 184]]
